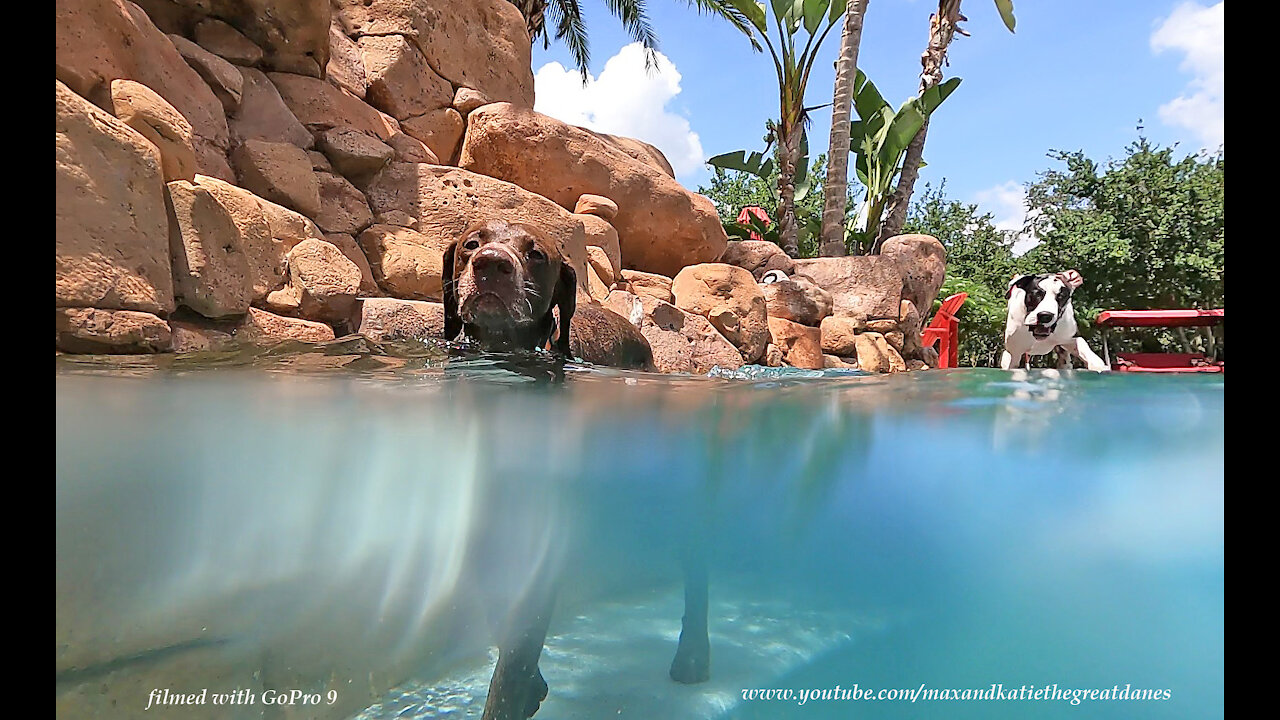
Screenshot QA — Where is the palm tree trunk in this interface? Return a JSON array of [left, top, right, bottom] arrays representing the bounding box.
[[820, 0, 870, 257], [776, 123, 801, 257], [876, 0, 962, 249]]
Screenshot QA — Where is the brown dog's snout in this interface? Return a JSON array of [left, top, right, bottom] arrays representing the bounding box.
[[471, 247, 516, 282]]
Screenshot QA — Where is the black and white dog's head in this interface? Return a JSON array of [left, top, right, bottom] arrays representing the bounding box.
[[1007, 271, 1082, 340]]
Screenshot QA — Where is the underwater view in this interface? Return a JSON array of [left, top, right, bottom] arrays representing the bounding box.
[[56, 345, 1224, 720]]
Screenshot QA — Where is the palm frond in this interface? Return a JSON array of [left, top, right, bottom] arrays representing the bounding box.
[[603, 0, 661, 70], [544, 0, 592, 83], [682, 0, 762, 51]]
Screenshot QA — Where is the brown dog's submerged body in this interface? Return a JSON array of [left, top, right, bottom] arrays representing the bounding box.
[[443, 220, 578, 355]]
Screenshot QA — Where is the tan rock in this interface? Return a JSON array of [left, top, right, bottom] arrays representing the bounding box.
[[231, 139, 321, 218], [169, 316, 237, 353], [885, 330, 905, 353], [823, 353, 858, 369], [820, 315, 867, 356], [671, 263, 769, 363], [326, 19, 367, 98], [721, 240, 796, 280], [585, 246, 616, 287], [56, 81, 174, 314], [591, 131, 675, 177], [574, 193, 619, 220], [284, 238, 362, 321], [634, 295, 743, 374], [56, 308, 171, 353], [386, 131, 439, 164], [881, 233, 947, 315], [109, 79, 196, 182], [315, 172, 373, 235], [165, 179, 253, 317], [193, 18, 264, 66], [867, 319, 899, 333], [358, 34, 452, 120], [578, 214, 622, 280], [324, 232, 380, 296], [362, 163, 591, 294], [583, 263, 611, 303], [189, 175, 287, 301], [899, 299, 924, 358], [853, 331, 906, 373], [236, 306, 334, 344], [459, 104, 728, 277], [168, 34, 243, 113], [619, 270, 673, 304], [567, 303, 655, 370], [761, 276, 833, 327], [767, 317, 824, 370], [764, 343, 785, 367], [268, 72, 397, 140], [373, 210, 418, 229], [194, 2, 329, 77], [333, 0, 534, 107], [231, 68, 313, 149], [401, 107, 466, 164], [308, 150, 333, 172], [793, 254, 904, 319], [453, 87, 492, 115], [55, 0, 230, 177], [357, 224, 449, 300], [316, 127, 394, 182], [353, 297, 444, 341]]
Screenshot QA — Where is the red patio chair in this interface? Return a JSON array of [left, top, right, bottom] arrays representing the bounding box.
[[921, 292, 968, 369]]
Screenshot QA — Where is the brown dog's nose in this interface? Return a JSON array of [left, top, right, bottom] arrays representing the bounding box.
[[471, 247, 515, 281]]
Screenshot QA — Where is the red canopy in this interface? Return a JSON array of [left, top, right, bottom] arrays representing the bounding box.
[[1095, 309, 1224, 328]]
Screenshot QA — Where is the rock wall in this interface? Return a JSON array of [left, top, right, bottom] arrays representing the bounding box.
[[53, 0, 943, 375]]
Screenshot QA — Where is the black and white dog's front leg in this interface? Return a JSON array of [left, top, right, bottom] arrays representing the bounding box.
[[669, 552, 710, 684], [482, 579, 556, 720]]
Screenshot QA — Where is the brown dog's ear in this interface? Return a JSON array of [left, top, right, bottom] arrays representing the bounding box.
[[551, 261, 577, 356], [442, 241, 462, 340]]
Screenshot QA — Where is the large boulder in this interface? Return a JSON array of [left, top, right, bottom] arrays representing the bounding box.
[[109, 79, 197, 182], [56, 80, 174, 315], [315, 172, 373, 234], [352, 297, 444, 341], [605, 291, 743, 374], [231, 139, 322, 218], [326, 18, 368, 98], [357, 33, 453, 121], [363, 163, 591, 295], [230, 68, 314, 149], [236, 306, 334, 343], [760, 275, 832, 327], [357, 224, 449, 300], [619, 270, 673, 304], [854, 331, 907, 374], [671, 263, 769, 364], [168, 34, 244, 114], [280, 238, 362, 322], [793, 254, 905, 320], [881, 234, 946, 316], [591, 132, 675, 177], [268, 72, 398, 141], [55, 0, 231, 178], [165, 179, 255, 317], [154, 1, 330, 76], [721, 240, 795, 280], [819, 314, 866, 357], [316, 127, 394, 183], [459, 104, 727, 278], [567, 303, 656, 371], [767, 317, 824, 370], [333, 0, 534, 108], [193, 17, 265, 66], [56, 308, 171, 353]]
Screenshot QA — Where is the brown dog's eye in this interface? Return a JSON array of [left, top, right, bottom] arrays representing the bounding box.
[[528, 248, 547, 263], [463, 238, 480, 251]]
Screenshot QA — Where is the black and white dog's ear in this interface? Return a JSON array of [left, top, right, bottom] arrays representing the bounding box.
[[1007, 274, 1026, 299], [442, 240, 462, 340], [1056, 269, 1083, 291], [550, 261, 577, 357]]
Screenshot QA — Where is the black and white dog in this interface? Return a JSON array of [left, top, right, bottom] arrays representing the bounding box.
[[1001, 270, 1109, 372]]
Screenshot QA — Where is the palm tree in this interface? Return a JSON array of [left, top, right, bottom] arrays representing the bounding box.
[[510, 1, 756, 81], [875, 0, 1015, 249], [819, 0, 870, 257]]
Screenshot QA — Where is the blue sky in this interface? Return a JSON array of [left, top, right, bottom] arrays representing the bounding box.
[[529, 1, 1224, 240]]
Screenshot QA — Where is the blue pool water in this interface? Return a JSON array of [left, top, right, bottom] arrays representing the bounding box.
[[55, 347, 1224, 719]]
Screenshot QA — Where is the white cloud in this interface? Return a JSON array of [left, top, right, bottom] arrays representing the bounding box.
[[1151, 2, 1224, 149], [533, 43, 706, 182], [974, 181, 1039, 255]]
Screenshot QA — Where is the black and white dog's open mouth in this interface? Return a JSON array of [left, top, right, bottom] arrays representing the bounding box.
[[1030, 325, 1054, 340]]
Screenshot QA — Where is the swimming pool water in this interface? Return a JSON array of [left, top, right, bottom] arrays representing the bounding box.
[[55, 347, 1224, 719]]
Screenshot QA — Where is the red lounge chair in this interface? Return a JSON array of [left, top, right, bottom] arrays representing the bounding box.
[[921, 292, 968, 369], [1095, 309, 1224, 373]]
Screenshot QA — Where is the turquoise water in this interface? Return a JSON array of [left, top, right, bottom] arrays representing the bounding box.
[[55, 346, 1224, 719]]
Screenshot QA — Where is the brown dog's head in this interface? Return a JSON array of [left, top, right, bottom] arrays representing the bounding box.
[[442, 219, 577, 354]]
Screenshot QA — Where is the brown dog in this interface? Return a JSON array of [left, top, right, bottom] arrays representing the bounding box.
[[443, 220, 577, 355]]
